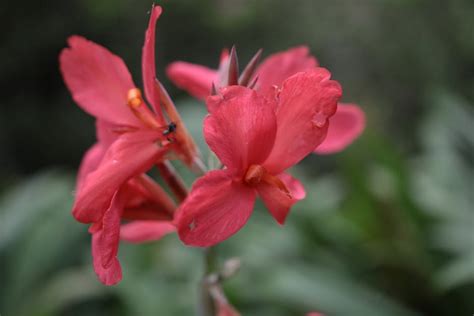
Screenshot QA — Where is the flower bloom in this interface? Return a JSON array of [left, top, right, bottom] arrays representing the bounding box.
[[167, 46, 365, 154], [175, 67, 342, 247], [60, 5, 185, 285]]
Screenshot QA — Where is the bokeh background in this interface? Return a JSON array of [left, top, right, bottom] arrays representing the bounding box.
[[1, 0, 473, 315]]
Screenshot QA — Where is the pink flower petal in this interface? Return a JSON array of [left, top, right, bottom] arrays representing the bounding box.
[[314, 103, 365, 154], [72, 130, 165, 223], [256, 46, 318, 94], [120, 221, 175, 243], [59, 36, 142, 127], [175, 170, 256, 247], [99, 190, 126, 268], [216, 301, 241, 316], [263, 68, 342, 174], [76, 143, 105, 192], [279, 172, 306, 200], [92, 229, 122, 286], [120, 178, 174, 221], [166, 61, 217, 100], [95, 120, 123, 147], [142, 5, 164, 116], [122, 207, 171, 221], [204, 86, 277, 174], [257, 173, 304, 224]]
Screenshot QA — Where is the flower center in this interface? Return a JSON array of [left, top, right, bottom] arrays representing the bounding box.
[[127, 88, 160, 129], [244, 164, 265, 186], [244, 164, 292, 198]]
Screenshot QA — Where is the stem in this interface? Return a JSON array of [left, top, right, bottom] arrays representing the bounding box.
[[198, 247, 217, 316], [156, 161, 188, 202]]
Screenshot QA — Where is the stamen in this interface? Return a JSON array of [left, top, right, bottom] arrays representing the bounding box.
[[126, 88, 161, 129], [244, 164, 265, 186], [127, 88, 143, 108]]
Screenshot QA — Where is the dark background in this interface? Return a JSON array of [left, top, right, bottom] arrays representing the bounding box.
[[0, 0, 473, 315]]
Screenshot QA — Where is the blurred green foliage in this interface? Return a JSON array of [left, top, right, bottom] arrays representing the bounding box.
[[0, 0, 473, 315]]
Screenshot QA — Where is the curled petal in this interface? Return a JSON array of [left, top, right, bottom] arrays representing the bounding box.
[[314, 103, 365, 154], [76, 143, 105, 192], [175, 170, 256, 247], [257, 173, 304, 224], [59, 36, 142, 127], [73, 131, 166, 223], [256, 46, 318, 94], [99, 190, 125, 268], [142, 5, 165, 118], [120, 221, 175, 243], [204, 86, 277, 174], [279, 172, 306, 200], [166, 61, 217, 100], [263, 68, 342, 174], [92, 229, 122, 286]]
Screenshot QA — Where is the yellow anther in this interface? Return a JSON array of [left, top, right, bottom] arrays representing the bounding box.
[[127, 88, 143, 109]]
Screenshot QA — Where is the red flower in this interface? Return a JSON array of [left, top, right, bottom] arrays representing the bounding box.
[[175, 68, 342, 247], [167, 46, 365, 154], [60, 5, 179, 285]]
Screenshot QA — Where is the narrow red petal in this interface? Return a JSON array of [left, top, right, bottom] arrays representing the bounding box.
[[257, 173, 304, 224], [204, 86, 277, 174], [120, 221, 175, 243], [166, 61, 217, 100], [72, 131, 165, 223], [263, 68, 342, 174], [314, 103, 365, 154], [142, 5, 165, 118], [279, 172, 306, 200], [175, 170, 256, 247], [59, 36, 142, 126], [76, 143, 105, 192], [256, 46, 318, 94], [99, 190, 126, 268], [96, 120, 120, 147], [92, 229, 122, 285]]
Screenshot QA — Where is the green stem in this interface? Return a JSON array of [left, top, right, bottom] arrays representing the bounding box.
[[197, 247, 217, 316]]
